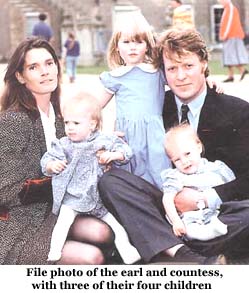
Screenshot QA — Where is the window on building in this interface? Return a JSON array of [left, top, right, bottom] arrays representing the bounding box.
[[25, 12, 40, 37], [210, 5, 224, 43]]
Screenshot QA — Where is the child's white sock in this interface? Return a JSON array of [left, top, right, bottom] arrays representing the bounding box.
[[47, 250, 62, 262], [210, 216, 228, 235]]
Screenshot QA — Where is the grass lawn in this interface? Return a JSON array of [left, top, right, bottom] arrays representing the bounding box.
[[77, 60, 227, 75], [77, 65, 108, 75], [208, 60, 227, 75]]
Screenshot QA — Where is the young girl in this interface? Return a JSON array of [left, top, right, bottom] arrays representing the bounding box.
[[41, 92, 140, 264], [99, 11, 222, 189], [161, 123, 236, 241], [99, 11, 170, 189]]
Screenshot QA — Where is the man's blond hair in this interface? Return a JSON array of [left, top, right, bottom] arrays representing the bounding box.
[[157, 28, 210, 77]]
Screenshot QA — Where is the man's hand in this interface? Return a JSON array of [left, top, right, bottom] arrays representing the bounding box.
[[174, 187, 206, 213]]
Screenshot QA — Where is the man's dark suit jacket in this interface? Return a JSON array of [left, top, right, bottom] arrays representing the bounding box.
[[163, 86, 249, 203]]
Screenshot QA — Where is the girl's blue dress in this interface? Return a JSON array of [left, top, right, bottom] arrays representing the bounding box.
[[100, 63, 171, 189]]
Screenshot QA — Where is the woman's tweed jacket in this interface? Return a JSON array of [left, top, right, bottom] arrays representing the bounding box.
[[40, 131, 133, 217], [0, 110, 64, 264]]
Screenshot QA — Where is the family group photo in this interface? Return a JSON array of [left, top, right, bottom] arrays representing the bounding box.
[[0, 0, 249, 270]]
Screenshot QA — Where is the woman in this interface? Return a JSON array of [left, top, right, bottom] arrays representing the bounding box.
[[0, 37, 114, 265], [218, 0, 248, 82]]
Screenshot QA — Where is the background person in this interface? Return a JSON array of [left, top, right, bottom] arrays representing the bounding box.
[[32, 12, 53, 42], [169, 0, 195, 29], [63, 32, 80, 83], [0, 37, 113, 265], [218, 0, 248, 82]]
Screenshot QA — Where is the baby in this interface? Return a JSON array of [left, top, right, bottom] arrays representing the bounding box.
[[41, 91, 140, 264], [161, 123, 236, 241]]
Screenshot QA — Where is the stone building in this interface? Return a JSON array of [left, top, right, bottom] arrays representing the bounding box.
[[0, 0, 248, 65]]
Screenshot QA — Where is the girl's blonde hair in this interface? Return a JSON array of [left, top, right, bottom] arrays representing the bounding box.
[[107, 10, 158, 69], [63, 91, 102, 130]]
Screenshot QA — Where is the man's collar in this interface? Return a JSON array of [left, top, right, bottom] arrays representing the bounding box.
[[174, 87, 207, 118]]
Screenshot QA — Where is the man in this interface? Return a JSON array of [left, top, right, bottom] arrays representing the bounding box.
[[32, 13, 53, 42], [169, 0, 195, 29], [99, 28, 249, 264]]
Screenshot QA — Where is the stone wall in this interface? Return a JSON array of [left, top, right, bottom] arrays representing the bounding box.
[[0, 0, 62, 60], [0, 0, 10, 61], [1, 0, 249, 64]]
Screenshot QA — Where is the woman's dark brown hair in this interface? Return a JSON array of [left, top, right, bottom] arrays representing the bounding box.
[[1, 37, 62, 118]]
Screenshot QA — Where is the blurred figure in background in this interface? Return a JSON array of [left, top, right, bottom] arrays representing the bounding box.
[[64, 32, 80, 83], [169, 0, 195, 29], [32, 13, 53, 43], [218, 0, 248, 82]]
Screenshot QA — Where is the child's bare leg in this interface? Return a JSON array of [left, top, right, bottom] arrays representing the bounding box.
[[48, 205, 78, 261], [102, 212, 141, 264]]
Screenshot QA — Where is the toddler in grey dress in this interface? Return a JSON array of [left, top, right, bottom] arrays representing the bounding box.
[[161, 124, 235, 241], [41, 92, 140, 264]]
